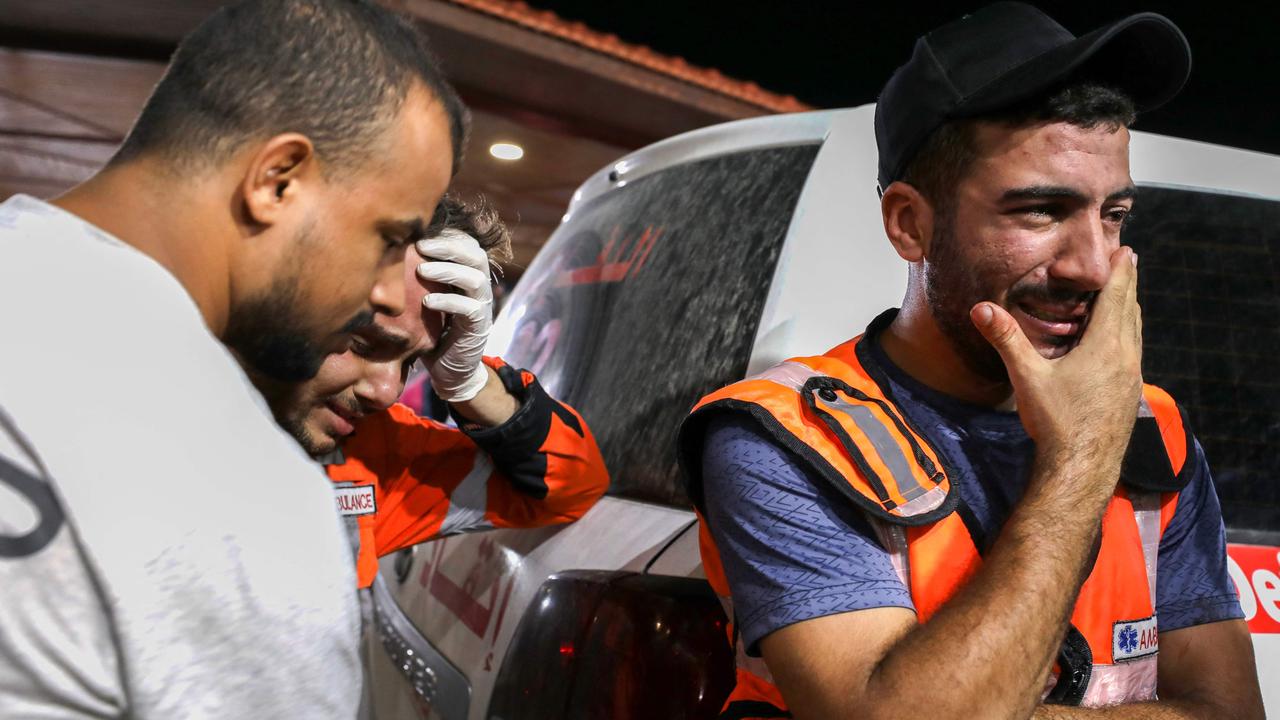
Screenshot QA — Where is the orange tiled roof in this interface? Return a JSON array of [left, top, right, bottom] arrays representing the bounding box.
[[441, 0, 813, 114]]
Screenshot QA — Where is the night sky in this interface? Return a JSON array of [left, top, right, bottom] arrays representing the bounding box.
[[529, 0, 1280, 156]]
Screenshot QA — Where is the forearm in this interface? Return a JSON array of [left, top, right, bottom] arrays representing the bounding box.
[[449, 366, 519, 427], [863, 445, 1122, 719], [484, 416, 608, 524], [458, 365, 609, 518]]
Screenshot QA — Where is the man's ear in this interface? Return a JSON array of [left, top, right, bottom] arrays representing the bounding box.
[[241, 133, 318, 227], [880, 181, 935, 263]]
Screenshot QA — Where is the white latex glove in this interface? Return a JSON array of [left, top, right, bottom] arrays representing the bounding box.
[[415, 230, 493, 403]]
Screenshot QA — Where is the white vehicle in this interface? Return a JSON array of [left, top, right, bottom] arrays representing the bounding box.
[[369, 105, 1280, 719]]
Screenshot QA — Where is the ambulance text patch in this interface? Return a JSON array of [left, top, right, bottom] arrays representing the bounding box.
[[1112, 615, 1158, 662], [335, 485, 377, 517]]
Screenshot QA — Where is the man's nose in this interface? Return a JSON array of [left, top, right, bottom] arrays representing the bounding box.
[[369, 254, 407, 318], [353, 363, 401, 411], [1051, 214, 1117, 290]]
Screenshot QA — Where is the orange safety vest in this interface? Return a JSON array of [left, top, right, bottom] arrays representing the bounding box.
[[678, 319, 1194, 718]]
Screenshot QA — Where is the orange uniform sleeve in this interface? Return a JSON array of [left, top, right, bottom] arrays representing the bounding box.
[[331, 358, 609, 586]]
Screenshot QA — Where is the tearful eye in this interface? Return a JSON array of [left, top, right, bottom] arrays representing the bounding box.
[[1106, 208, 1132, 225]]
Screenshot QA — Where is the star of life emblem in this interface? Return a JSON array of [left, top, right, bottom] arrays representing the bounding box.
[[1112, 615, 1158, 662]]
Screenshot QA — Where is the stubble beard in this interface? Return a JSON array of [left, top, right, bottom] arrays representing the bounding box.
[[923, 215, 1011, 384], [223, 221, 371, 384], [281, 410, 332, 458], [249, 372, 334, 458], [922, 216, 1098, 384]]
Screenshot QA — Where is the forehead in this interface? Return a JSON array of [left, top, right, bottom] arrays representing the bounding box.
[[363, 245, 439, 353], [966, 120, 1132, 192], [400, 244, 431, 308], [377, 303, 427, 345]]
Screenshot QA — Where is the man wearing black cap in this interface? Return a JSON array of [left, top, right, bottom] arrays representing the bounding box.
[[677, 3, 1264, 718]]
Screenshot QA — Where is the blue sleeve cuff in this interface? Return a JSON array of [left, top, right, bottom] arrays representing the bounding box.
[[740, 580, 915, 655], [1158, 593, 1245, 633]]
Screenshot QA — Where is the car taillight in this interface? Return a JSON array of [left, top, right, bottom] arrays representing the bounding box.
[[487, 570, 734, 719]]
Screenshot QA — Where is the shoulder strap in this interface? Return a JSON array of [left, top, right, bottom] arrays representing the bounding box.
[[800, 373, 950, 518], [679, 339, 956, 527], [1119, 386, 1195, 493]]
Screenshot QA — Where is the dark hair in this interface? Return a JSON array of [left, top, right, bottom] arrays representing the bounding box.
[[111, 0, 469, 175], [427, 192, 514, 273], [901, 82, 1137, 214]]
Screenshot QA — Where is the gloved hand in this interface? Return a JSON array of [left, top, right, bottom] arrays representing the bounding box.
[[415, 230, 494, 403]]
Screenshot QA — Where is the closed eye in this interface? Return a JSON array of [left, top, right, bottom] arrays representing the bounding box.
[[383, 233, 412, 250]]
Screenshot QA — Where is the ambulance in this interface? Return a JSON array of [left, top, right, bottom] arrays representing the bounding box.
[[369, 104, 1280, 718]]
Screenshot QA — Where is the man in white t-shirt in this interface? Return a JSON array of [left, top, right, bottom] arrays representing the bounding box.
[[0, 0, 467, 716]]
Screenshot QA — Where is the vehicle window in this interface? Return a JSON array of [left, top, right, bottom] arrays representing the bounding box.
[[1125, 186, 1280, 541], [492, 144, 821, 506]]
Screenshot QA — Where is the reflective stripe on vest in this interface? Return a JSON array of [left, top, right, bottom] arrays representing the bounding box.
[[678, 319, 1193, 716]]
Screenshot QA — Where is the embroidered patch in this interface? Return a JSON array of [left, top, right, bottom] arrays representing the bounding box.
[[334, 485, 377, 517], [1112, 616, 1158, 662]]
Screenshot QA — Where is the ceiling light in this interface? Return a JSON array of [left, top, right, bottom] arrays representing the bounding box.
[[489, 142, 524, 161]]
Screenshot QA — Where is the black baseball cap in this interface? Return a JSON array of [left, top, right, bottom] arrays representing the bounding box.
[[875, 2, 1191, 192]]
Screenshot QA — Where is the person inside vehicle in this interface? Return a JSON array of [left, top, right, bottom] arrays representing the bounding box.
[[678, 3, 1264, 719], [0, 0, 465, 717], [252, 193, 610, 590]]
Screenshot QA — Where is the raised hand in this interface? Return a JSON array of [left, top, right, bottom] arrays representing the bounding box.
[[416, 230, 494, 403], [970, 246, 1143, 465]]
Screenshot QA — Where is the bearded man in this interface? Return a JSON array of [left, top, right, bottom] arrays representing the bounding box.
[[0, 0, 464, 716], [677, 4, 1263, 719]]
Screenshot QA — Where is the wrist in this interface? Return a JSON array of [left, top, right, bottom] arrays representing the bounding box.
[[447, 366, 520, 427], [1026, 439, 1123, 509], [434, 364, 490, 404]]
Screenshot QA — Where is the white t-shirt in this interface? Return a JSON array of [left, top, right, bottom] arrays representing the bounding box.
[[0, 195, 361, 718]]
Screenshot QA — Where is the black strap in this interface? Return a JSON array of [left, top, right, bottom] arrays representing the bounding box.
[[1119, 416, 1180, 493], [1044, 625, 1093, 705], [953, 497, 992, 556]]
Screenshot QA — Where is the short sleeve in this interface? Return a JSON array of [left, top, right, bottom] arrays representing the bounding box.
[[1155, 438, 1245, 632], [701, 415, 914, 654]]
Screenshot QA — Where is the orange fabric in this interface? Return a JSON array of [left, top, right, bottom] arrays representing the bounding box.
[[482, 394, 608, 530], [689, 340, 951, 521], [687, 338, 1191, 716], [825, 340, 949, 505], [1070, 490, 1157, 665], [722, 668, 789, 717], [328, 400, 608, 588], [697, 512, 731, 597], [904, 493, 1157, 665], [1142, 385, 1187, 475], [905, 514, 981, 623]]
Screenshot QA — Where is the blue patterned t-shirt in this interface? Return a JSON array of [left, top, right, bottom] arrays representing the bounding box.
[[701, 336, 1243, 655]]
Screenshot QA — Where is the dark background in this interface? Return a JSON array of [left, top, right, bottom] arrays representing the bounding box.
[[530, 0, 1280, 155]]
